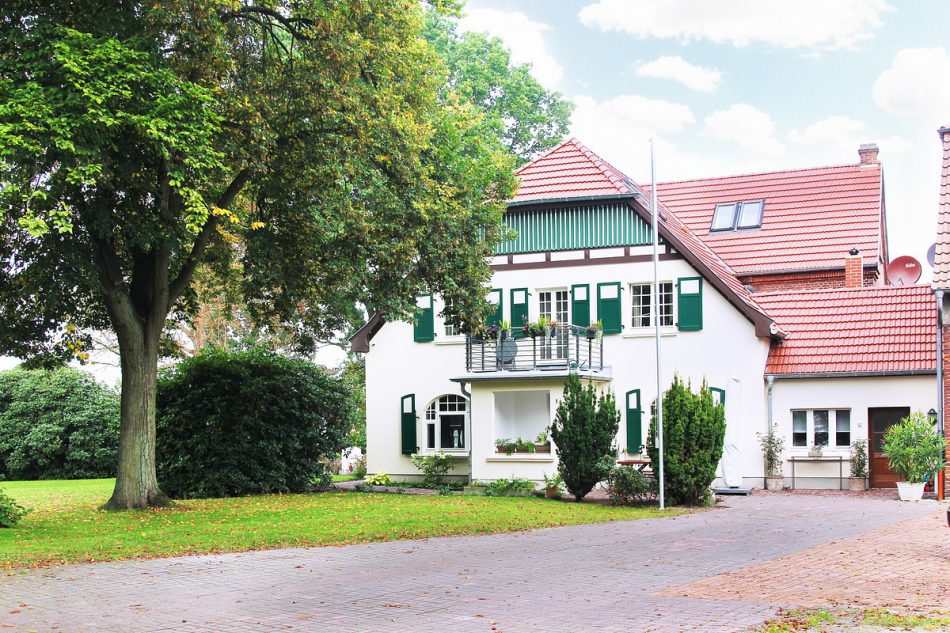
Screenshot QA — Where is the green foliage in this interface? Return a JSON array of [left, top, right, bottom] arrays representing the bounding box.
[[423, 11, 572, 163], [882, 412, 946, 483], [353, 455, 367, 479], [0, 368, 119, 480], [484, 477, 536, 496], [0, 488, 30, 528], [757, 424, 785, 476], [365, 472, 393, 486], [647, 376, 726, 506], [494, 437, 537, 454], [606, 465, 650, 506], [0, 1, 516, 506], [339, 360, 366, 451], [156, 349, 351, 498], [850, 439, 868, 479], [550, 374, 621, 501], [409, 451, 453, 488]]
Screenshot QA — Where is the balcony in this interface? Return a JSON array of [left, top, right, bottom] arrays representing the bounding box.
[[459, 325, 610, 381]]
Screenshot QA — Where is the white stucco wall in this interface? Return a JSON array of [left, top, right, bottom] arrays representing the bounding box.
[[364, 246, 773, 484], [766, 375, 936, 489]]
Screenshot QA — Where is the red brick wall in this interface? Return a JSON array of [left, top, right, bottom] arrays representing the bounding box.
[[742, 268, 880, 293]]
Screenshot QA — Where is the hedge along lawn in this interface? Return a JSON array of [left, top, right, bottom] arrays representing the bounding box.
[[1, 479, 680, 569]]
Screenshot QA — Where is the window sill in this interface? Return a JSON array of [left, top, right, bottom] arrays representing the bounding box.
[[435, 336, 467, 346], [419, 449, 469, 457], [622, 328, 677, 339], [485, 454, 555, 463]]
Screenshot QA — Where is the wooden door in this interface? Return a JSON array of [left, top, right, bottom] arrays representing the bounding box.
[[868, 407, 909, 488]]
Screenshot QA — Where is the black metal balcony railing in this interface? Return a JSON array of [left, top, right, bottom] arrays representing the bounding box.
[[465, 325, 605, 373]]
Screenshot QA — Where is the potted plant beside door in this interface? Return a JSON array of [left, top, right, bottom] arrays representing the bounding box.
[[883, 412, 946, 501], [757, 424, 785, 491], [848, 439, 868, 492]]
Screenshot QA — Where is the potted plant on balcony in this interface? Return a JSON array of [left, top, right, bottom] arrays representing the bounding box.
[[849, 439, 868, 492], [485, 324, 501, 340], [470, 325, 486, 343], [883, 412, 946, 501], [585, 320, 603, 340], [545, 319, 558, 338], [499, 319, 511, 340], [757, 424, 784, 490]]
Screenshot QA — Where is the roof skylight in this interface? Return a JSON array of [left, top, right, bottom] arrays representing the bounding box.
[[711, 201, 764, 231]]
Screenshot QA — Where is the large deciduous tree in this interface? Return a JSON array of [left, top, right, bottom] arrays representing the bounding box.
[[0, 0, 515, 508]]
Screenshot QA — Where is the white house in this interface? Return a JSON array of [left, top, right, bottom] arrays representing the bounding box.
[[352, 138, 938, 490]]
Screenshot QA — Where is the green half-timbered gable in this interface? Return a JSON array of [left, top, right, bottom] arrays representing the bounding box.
[[496, 202, 652, 255]]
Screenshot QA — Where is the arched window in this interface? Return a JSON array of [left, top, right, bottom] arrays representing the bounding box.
[[425, 394, 468, 450]]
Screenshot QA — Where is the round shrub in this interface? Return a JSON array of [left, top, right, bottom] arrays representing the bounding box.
[[606, 465, 650, 505], [156, 348, 351, 498], [0, 368, 119, 480]]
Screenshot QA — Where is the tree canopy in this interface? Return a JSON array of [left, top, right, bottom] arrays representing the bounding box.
[[423, 11, 573, 164], [0, 0, 516, 507]]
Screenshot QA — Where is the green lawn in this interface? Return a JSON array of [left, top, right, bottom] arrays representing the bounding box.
[[0, 479, 676, 569]]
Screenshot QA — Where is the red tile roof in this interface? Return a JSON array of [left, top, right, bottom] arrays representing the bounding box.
[[932, 127, 950, 289], [755, 286, 936, 375], [511, 137, 635, 203], [640, 163, 884, 276]]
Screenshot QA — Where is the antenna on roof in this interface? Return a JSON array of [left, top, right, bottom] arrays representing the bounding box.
[[886, 255, 922, 286]]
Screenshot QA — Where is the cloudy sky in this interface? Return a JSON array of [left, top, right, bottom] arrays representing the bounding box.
[[460, 0, 950, 271]]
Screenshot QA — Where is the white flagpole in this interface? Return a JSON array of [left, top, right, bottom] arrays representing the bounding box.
[[650, 138, 665, 511]]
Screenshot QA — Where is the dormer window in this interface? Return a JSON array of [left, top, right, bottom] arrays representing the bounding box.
[[711, 200, 764, 231]]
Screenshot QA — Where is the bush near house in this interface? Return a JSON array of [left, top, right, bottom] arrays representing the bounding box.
[[156, 348, 351, 498], [606, 465, 650, 505], [882, 412, 946, 483], [0, 368, 119, 480], [647, 376, 725, 506], [550, 373, 620, 501]]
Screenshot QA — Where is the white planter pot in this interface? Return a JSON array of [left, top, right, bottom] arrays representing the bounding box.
[[896, 481, 925, 501], [765, 475, 784, 491]]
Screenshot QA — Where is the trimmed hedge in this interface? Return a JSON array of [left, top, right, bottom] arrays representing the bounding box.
[[156, 348, 351, 498], [0, 368, 119, 480]]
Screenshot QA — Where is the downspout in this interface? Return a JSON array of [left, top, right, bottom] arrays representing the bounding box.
[[459, 382, 472, 484], [766, 375, 775, 489], [936, 291, 945, 501]]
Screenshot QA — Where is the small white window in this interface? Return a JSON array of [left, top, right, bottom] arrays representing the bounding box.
[[736, 201, 764, 229], [711, 203, 738, 231], [791, 409, 851, 448], [630, 282, 673, 328], [425, 395, 468, 450], [444, 322, 461, 337]]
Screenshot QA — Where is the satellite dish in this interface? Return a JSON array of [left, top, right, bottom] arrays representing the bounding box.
[[886, 255, 922, 286], [927, 243, 937, 267], [496, 338, 518, 366]]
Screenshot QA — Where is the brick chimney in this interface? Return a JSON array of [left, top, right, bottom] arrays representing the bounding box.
[[845, 248, 863, 288], [858, 143, 879, 165]]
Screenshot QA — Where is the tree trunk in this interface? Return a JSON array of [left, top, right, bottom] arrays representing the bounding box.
[[105, 320, 170, 509]]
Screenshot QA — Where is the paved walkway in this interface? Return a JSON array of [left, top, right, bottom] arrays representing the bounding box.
[[0, 493, 942, 632]]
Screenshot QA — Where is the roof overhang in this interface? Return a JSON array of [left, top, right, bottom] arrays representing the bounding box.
[[766, 370, 936, 380], [506, 193, 640, 211], [349, 312, 385, 353]]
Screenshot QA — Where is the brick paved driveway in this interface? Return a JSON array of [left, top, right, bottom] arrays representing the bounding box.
[[0, 493, 941, 632]]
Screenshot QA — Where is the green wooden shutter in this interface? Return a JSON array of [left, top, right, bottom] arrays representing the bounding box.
[[625, 389, 642, 453], [571, 284, 590, 327], [413, 294, 434, 342], [486, 288, 503, 326], [710, 387, 725, 407], [677, 277, 703, 331], [597, 282, 622, 334], [400, 394, 417, 456], [510, 288, 529, 338]]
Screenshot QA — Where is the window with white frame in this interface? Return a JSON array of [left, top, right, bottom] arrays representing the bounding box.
[[629, 282, 673, 328], [791, 409, 851, 448], [444, 322, 461, 337], [425, 394, 468, 450]]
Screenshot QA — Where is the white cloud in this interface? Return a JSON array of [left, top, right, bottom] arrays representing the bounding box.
[[787, 115, 913, 157], [635, 56, 722, 93], [872, 48, 950, 121], [579, 0, 888, 50], [703, 104, 784, 156], [458, 9, 563, 88]]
